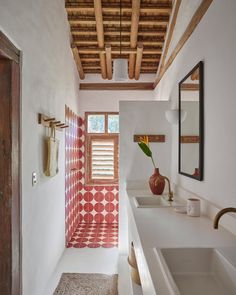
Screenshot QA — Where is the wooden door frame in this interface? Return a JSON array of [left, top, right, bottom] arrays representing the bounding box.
[[0, 31, 21, 295]]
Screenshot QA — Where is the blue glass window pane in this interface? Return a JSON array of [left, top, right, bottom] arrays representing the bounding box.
[[108, 115, 119, 133], [88, 115, 105, 133]]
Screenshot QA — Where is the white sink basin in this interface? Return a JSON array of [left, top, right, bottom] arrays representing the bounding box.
[[134, 196, 185, 208], [154, 247, 236, 295], [134, 196, 170, 208]]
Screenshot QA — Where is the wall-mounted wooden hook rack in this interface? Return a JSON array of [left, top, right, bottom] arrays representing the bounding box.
[[55, 123, 65, 127], [44, 117, 55, 122], [38, 113, 69, 131]]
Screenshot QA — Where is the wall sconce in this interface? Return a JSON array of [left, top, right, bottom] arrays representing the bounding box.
[[165, 109, 187, 125]]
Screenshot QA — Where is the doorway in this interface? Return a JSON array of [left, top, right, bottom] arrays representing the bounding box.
[[0, 31, 21, 295], [65, 107, 119, 248]]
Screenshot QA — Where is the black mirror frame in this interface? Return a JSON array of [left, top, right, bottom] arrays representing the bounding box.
[[178, 61, 204, 181]]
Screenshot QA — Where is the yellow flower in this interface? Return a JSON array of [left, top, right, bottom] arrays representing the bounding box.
[[140, 135, 149, 146], [138, 135, 156, 169]]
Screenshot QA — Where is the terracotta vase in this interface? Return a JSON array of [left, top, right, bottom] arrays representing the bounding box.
[[149, 168, 165, 195]]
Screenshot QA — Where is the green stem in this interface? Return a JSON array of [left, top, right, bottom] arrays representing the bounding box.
[[151, 156, 156, 169]]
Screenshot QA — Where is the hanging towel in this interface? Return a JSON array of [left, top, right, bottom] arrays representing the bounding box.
[[44, 126, 59, 177]]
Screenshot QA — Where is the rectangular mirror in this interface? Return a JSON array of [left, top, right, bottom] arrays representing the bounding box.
[[179, 61, 204, 180]]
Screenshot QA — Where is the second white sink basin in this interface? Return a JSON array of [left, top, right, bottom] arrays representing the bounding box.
[[154, 247, 236, 295], [134, 196, 185, 208]]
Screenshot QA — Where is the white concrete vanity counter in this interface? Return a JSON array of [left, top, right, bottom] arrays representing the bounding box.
[[126, 188, 236, 295]]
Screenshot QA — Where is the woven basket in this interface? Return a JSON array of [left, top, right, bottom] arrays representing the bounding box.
[[128, 242, 138, 268], [127, 242, 141, 285], [127, 257, 141, 285]]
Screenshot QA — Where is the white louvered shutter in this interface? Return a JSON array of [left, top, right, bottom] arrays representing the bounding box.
[[91, 139, 115, 180]]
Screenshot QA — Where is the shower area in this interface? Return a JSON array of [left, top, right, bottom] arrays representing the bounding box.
[[65, 106, 119, 248]]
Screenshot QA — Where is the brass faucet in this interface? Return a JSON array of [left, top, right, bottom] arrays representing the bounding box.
[[213, 207, 236, 229], [163, 176, 174, 202]]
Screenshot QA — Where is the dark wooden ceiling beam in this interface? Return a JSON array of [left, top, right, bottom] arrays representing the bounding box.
[[105, 44, 112, 80], [156, 0, 182, 77], [135, 43, 143, 80], [129, 0, 141, 79], [65, 1, 172, 13], [81, 61, 158, 66], [74, 40, 164, 47], [80, 57, 160, 62], [71, 30, 167, 37], [83, 70, 156, 74], [79, 82, 154, 91], [71, 44, 85, 80], [68, 15, 169, 26], [77, 47, 162, 54], [73, 35, 165, 42], [66, 6, 171, 14], [94, 0, 107, 79]]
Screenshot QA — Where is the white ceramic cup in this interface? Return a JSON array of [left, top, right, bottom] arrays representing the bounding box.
[[187, 198, 200, 217]]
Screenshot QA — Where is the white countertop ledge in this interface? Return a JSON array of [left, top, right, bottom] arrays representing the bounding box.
[[126, 188, 236, 295]]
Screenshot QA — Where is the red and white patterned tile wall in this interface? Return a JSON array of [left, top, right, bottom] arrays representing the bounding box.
[[65, 106, 82, 245], [65, 106, 119, 247]]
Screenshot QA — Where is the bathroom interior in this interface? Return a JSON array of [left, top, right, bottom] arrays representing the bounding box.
[[1, 0, 236, 295]]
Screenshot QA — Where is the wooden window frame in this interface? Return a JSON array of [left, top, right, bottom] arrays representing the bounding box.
[[85, 112, 119, 185]]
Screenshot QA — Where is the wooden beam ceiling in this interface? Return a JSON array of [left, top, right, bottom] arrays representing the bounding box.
[[65, 0, 172, 79]]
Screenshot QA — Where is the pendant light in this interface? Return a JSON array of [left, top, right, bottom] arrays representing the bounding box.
[[113, 0, 128, 81]]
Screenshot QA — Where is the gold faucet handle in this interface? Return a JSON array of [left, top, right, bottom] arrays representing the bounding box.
[[168, 191, 174, 202]]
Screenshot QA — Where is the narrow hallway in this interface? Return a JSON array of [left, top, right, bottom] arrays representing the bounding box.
[[44, 248, 119, 295]]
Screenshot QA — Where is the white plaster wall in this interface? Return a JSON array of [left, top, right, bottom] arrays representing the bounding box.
[[119, 101, 171, 253], [0, 1, 80, 295], [81, 73, 155, 83], [78, 90, 155, 116], [154, 0, 236, 209]]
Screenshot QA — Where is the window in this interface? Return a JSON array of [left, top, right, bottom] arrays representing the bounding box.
[[86, 112, 119, 185]]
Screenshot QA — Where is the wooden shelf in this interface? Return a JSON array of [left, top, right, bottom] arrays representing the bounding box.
[[133, 134, 165, 143]]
